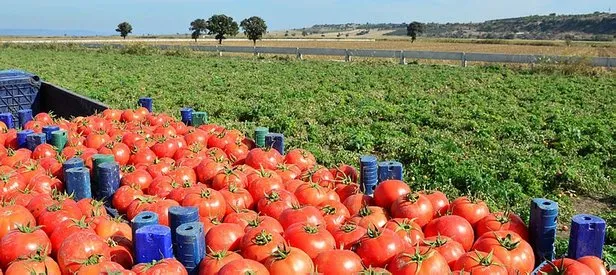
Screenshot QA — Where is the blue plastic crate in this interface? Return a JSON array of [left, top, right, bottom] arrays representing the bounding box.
[[0, 70, 41, 127]]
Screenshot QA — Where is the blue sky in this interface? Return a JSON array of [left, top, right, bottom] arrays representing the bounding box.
[[0, 0, 613, 35]]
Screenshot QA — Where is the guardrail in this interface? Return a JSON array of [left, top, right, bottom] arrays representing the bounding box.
[[80, 43, 615, 67]]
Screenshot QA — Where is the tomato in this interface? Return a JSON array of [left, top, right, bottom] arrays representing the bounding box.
[[198, 250, 243, 275], [32, 144, 57, 159], [264, 245, 314, 275], [85, 131, 111, 150], [1, 148, 31, 167], [150, 137, 179, 159], [449, 197, 490, 227], [96, 217, 133, 241], [28, 173, 63, 195], [218, 259, 269, 275], [355, 226, 405, 267], [278, 205, 325, 230], [148, 176, 179, 198], [132, 258, 187, 275], [181, 188, 226, 220], [314, 249, 363, 275], [248, 177, 284, 203], [284, 179, 304, 193], [472, 230, 534, 274], [206, 223, 245, 252], [49, 217, 95, 255], [220, 185, 254, 215], [0, 224, 51, 269], [126, 195, 160, 221], [38, 156, 63, 179], [0, 203, 36, 240], [539, 258, 596, 275], [5, 187, 39, 207], [390, 192, 434, 227], [383, 218, 424, 247], [424, 215, 475, 251], [373, 180, 411, 209], [387, 245, 451, 275], [319, 200, 351, 232], [106, 236, 134, 270], [224, 140, 249, 165], [102, 109, 123, 121], [212, 168, 247, 190], [274, 163, 301, 184], [349, 205, 389, 228], [420, 235, 465, 269], [208, 131, 236, 150], [99, 141, 131, 165], [577, 256, 608, 275], [223, 209, 259, 229], [77, 198, 108, 218], [359, 267, 392, 275], [300, 166, 335, 188], [294, 182, 329, 206], [284, 223, 335, 260], [244, 216, 284, 235], [240, 228, 284, 263], [257, 189, 298, 220], [0, 170, 26, 198], [475, 211, 529, 241], [245, 148, 283, 170], [57, 231, 111, 274], [113, 185, 144, 213], [195, 158, 228, 184], [334, 182, 360, 202], [121, 167, 153, 190], [453, 251, 507, 275], [343, 193, 373, 216], [330, 163, 358, 183], [75, 260, 129, 275], [330, 222, 365, 249], [4, 254, 61, 275]]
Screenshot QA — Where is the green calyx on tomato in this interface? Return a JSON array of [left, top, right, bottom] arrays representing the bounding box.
[[321, 205, 337, 215], [393, 219, 419, 233], [495, 233, 521, 251], [405, 192, 421, 202], [357, 206, 373, 217], [340, 222, 358, 233], [252, 230, 274, 246], [472, 250, 499, 267], [302, 225, 319, 234], [15, 223, 42, 233], [366, 226, 383, 239], [78, 254, 105, 266], [199, 189, 212, 199], [399, 247, 438, 267], [270, 244, 294, 260], [422, 234, 449, 248], [264, 190, 281, 202], [69, 216, 92, 229]]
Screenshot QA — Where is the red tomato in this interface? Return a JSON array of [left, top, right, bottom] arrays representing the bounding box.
[[0, 224, 51, 269], [245, 148, 283, 170], [475, 211, 529, 241], [208, 131, 236, 150], [0, 204, 36, 240], [418, 190, 449, 217], [125, 195, 160, 221], [294, 182, 329, 206], [319, 200, 351, 232], [472, 230, 534, 274], [195, 158, 228, 184], [4, 254, 61, 275], [218, 259, 269, 275], [121, 167, 153, 190], [84, 131, 111, 150], [75, 260, 130, 275], [220, 185, 254, 215], [76, 198, 107, 218], [284, 223, 335, 260], [373, 180, 411, 209], [390, 192, 434, 227], [539, 258, 596, 275], [0, 170, 26, 198], [355, 226, 405, 267], [387, 245, 451, 274], [285, 179, 305, 193], [224, 140, 249, 165], [577, 256, 608, 275], [212, 168, 247, 190], [49, 217, 95, 255], [334, 182, 360, 202], [96, 217, 133, 241], [206, 223, 245, 252], [240, 228, 284, 263], [128, 146, 157, 166], [360, 267, 392, 275], [105, 236, 135, 270], [330, 222, 366, 249], [112, 185, 144, 213], [57, 231, 111, 274], [32, 144, 57, 159], [284, 149, 316, 172], [264, 245, 314, 275], [300, 166, 335, 188], [244, 216, 284, 236], [349, 205, 389, 228], [28, 174, 63, 195], [383, 218, 424, 247], [449, 197, 490, 227], [1, 148, 31, 167], [223, 209, 259, 229], [198, 251, 243, 275], [330, 163, 359, 183], [420, 235, 465, 269], [278, 205, 325, 230], [181, 188, 226, 220], [453, 251, 507, 275], [99, 141, 131, 165], [248, 176, 283, 203], [314, 249, 363, 275], [274, 163, 301, 184], [343, 193, 373, 216], [147, 176, 179, 198], [102, 109, 123, 121], [424, 215, 475, 251], [132, 258, 187, 275], [257, 189, 298, 220]]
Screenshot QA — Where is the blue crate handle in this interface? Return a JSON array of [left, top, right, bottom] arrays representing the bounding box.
[[65, 167, 92, 201], [175, 222, 206, 274], [568, 214, 606, 259], [132, 211, 159, 236], [529, 198, 559, 264], [360, 155, 378, 195], [138, 97, 153, 112], [168, 206, 199, 255], [94, 162, 120, 206], [378, 161, 403, 182], [0, 113, 14, 128], [134, 224, 174, 263], [17, 109, 33, 127], [254, 127, 269, 148], [42, 125, 60, 142], [17, 130, 34, 149], [26, 133, 46, 151], [265, 133, 285, 155], [63, 157, 84, 175], [180, 108, 193, 126]]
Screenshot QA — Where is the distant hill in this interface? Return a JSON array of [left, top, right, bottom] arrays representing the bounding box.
[[297, 12, 616, 41]]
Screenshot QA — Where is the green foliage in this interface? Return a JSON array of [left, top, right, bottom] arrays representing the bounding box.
[[115, 22, 133, 39], [240, 16, 267, 45], [406, 21, 425, 42], [206, 14, 239, 44], [1, 47, 615, 220], [189, 18, 207, 42]]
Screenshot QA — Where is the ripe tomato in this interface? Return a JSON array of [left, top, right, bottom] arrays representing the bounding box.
[[330, 163, 358, 183], [475, 211, 529, 241], [284, 149, 316, 172], [274, 163, 301, 184], [319, 200, 351, 232], [212, 168, 247, 190], [449, 197, 490, 227], [125, 195, 160, 221], [0, 203, 36, 239], [132, 258, 187, 274], [472, 230, 534, 274], [383, 218, 424, 247], [539, 258, 596, 275], [206, 223, 245, 252], [294, 182, 329, 206], [360, 267, 392, 275], [284, 223, 335, 259], [577, 256, 608, 275], [147, 176, 179, 198], [278, 205, 325, 230], [181, 188, 226, 220], [28, 173, 63, 195], [257, 189, 298, 220], [224, 140, 249, 165], [343, 193, 373, 216], [75, 260, 129, 275], [314, 249, 363, 275], [355, 226, 405, 267], [373, 180, 411, 209], [334, 182, 360, 202], [220, 185, 254, 215], [248, 176, 284, 203], [99, 141, 131, 165], [106, 236, 134, 270], [453, 251, 507, 275], [4, 254, 61, 275], [264, 245, 314, 275], [424, 215, 475, 251], [240, 228, 284, 263], [121, 167, 153, 190], [244, 216, 284, 235], [245, 148, 283, 170], [1, 148, 31, 167], [349, 205, 389, 228], [113, 185, 144, 213], [96, 217, 132, 241], [390, 192, 434, 227], [32, 144, 57, 159], [420, 235, 465, 269], [0, 224, 51, 269], [84, 131, 111, 150], [300, 166, 335, 188], [330, 222, 366, 249], [49, 217, 95, 255], [218, 259, 269, 275], [387, 245, 451, 275], [76, 198, 107, 218], [195, 158, 228, 184], [57, 231, 111, 274], [0, 170, 26, 198], [284, 179, 305, 193], [223, 209, 259, 229], [198, 251, 243, 275]]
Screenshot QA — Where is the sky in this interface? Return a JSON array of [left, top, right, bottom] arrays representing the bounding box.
[[0, 0, 613, 35]]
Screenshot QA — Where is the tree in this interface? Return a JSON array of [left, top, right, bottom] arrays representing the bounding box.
[[115, 22, 133, 39], [190, 19, 207, 42], [206, 14, 239, 44], [406, 21, 425, 43], [240, 16, 267, 45]]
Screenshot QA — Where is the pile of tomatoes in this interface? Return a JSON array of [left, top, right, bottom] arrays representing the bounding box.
[[0, 108, 612, 275]]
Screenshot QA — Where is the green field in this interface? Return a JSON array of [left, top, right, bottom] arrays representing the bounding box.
[[1, 45, 615, 232]]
